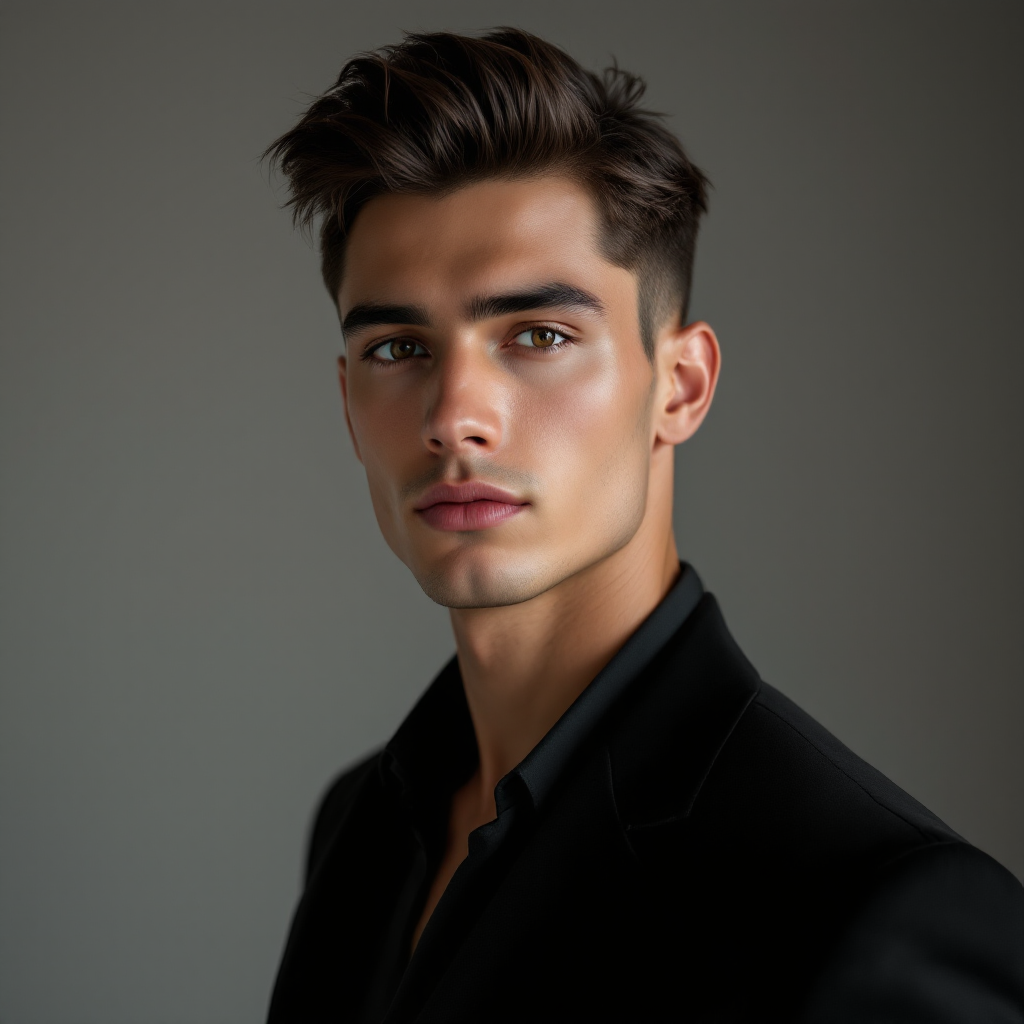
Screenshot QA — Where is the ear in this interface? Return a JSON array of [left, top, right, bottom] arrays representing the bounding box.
[[337, 354, 363, 464], [652, 321, 721, 447]]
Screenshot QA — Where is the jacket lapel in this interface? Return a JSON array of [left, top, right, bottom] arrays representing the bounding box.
[[608, 593, 762, 831]]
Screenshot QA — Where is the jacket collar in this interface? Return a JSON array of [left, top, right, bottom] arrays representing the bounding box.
[[606, 592, 762, 830]]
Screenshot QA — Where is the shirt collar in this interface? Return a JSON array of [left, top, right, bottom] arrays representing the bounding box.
[[508, 563, 703, 810], [384, 563, 704, 815]]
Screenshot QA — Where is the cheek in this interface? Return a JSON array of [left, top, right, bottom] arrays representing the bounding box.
[[515, 355, 651, 504], [347, 390, 419, 533], [349, 385, 415, 470]]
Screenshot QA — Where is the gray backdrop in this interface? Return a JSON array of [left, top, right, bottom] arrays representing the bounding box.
[[2, 2, 1021, 1021]]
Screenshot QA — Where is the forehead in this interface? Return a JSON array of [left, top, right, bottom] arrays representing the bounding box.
[[338, 176, 630, 315]]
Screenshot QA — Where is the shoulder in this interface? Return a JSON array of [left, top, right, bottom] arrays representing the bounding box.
[[305, 748, 383, 884], [613, 592, 955, 860], [683, 679, 963, 887], [797, 840, 1024, 1021], [720, 681, 957, 848], [646, 651, 1022, 1014], [608, 594, 1023, 1016]]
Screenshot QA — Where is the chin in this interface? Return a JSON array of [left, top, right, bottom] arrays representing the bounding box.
[[411, 546, 571, 610]]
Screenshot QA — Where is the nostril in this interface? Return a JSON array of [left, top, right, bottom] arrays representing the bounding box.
[[424, 431, 492, 452]]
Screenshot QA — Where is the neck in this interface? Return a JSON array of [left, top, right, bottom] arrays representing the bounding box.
[[449, 463, 679, 812]]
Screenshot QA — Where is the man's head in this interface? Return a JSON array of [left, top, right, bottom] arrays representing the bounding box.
[[266, 29, 719, 609]]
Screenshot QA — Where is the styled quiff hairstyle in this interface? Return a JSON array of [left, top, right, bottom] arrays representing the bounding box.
[[265, 28, 709, 357]]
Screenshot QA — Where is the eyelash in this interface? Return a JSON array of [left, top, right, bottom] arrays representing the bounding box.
[[360, 324, 577, 366]]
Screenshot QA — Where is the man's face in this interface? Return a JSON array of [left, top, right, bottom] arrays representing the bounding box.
[[338, 176, 659, 609]]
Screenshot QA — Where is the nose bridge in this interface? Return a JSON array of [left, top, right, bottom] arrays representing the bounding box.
[[423, 338, 502, 454]]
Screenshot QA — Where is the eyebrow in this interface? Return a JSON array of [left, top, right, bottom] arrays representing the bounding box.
[[466, 283, 606, 322], [341, 282, 606, 340], [341, 303, 431, 337]]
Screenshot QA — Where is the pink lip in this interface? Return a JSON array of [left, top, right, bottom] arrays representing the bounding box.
[[414, 481, 529, 532]]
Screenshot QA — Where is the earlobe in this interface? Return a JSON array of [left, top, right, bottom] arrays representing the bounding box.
[[337, 354, 363, 464], [655, 321, 720, 447]]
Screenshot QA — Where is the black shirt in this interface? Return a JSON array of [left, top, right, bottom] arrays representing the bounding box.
[[361, 564, 705, 1021]]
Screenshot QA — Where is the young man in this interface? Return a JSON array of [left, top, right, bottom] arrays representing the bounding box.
[[265, 29, 1022, 1023]]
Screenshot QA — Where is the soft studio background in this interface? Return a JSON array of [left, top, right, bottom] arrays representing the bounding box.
[[1, 2, 1021, 1020]]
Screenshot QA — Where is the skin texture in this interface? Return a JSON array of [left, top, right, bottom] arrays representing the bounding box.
[[337, 176, 720, 951]]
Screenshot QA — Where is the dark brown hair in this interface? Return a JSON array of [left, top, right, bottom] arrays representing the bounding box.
[[264, 28, 709, 356]]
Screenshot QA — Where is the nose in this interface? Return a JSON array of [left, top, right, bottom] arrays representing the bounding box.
[[422, 345, 503, 456]]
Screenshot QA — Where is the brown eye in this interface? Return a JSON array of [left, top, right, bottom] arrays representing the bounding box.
[[513, 327, 569, 349], [390, 339, 417, 359], [373, 338, 426, 362]]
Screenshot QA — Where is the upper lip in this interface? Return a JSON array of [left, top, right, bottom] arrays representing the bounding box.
[[414, 481, 528, 510]]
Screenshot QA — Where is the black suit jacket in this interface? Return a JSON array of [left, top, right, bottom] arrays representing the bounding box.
[[269, 594, 1024, 1022]]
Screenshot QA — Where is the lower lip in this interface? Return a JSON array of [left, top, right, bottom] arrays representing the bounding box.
[[417, 500, 527, 531]]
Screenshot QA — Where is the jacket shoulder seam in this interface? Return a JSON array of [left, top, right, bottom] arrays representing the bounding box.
[[753, 698, 934, 844]]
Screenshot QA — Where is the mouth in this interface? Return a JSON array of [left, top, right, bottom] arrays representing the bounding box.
[[413, 481, 529, 532]]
